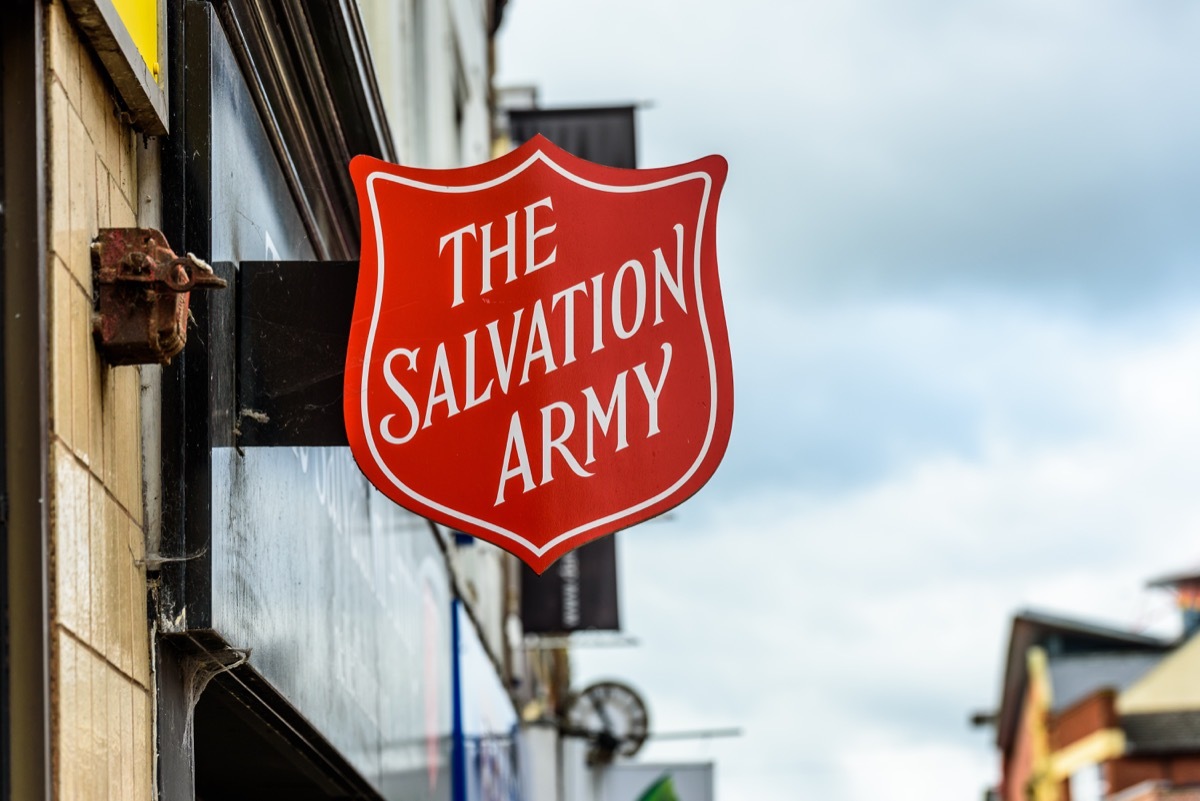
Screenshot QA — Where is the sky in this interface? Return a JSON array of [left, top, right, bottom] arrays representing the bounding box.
[[496, 2, 1200, 799]]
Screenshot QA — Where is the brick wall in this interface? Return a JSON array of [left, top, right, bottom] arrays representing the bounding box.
[[1108, 757, 1200, 797], [1050, 689, 1120, 752], [45, 1, 154, 798], [1111, 782, 1200, 801]]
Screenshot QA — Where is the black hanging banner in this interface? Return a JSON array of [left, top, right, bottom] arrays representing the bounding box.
[[521, 536, 621, 634], [507, 104, 640, 623], [508, 105, 638, 169]]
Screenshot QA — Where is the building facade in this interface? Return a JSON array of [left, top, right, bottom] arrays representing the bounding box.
[[989, 606, 1200, 801], [1, 0, 523, 798]]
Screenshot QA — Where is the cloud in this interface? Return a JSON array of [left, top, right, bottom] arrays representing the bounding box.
[[711, 292, 1187, 497], [575, 309, 1200, 800], [497, 3, 1200, 799], [836, 740, 996, 801], [499, 0, 1200, 307]]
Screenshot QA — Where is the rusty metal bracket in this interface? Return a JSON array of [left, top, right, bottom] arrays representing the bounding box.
[[91, 228, 228, 365]]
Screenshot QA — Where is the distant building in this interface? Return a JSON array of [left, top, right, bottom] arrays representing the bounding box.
[[986, 575, 1200, 801]]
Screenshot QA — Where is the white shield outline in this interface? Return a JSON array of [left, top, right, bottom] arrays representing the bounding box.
[[357, 147, 722, 561]]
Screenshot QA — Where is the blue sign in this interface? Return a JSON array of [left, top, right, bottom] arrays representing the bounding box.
[[451, 600, 525, 801]]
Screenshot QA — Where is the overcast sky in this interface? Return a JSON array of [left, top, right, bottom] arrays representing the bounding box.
[[496, 2, 1200, 798]]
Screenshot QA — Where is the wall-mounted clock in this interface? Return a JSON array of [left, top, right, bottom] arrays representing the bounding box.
[[562, 680, 650, 764]]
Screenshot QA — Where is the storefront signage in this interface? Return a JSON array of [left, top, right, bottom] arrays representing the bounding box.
[[346, 136, 732, 572], [64, 0, 167, 133]]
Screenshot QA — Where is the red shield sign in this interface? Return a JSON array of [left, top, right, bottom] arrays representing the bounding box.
[[346, 136, 732, 572]]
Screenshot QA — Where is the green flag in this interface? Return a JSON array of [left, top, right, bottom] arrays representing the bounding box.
[[636, 775, 680, 801]]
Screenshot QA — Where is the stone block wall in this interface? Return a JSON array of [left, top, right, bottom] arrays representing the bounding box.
[[45, 2, 154, 798]]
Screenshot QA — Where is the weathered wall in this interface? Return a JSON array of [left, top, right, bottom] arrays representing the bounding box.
[[45, 1, 154, 798]]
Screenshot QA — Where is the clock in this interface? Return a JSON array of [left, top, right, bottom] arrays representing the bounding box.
[[562, 680, 650, 764]]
